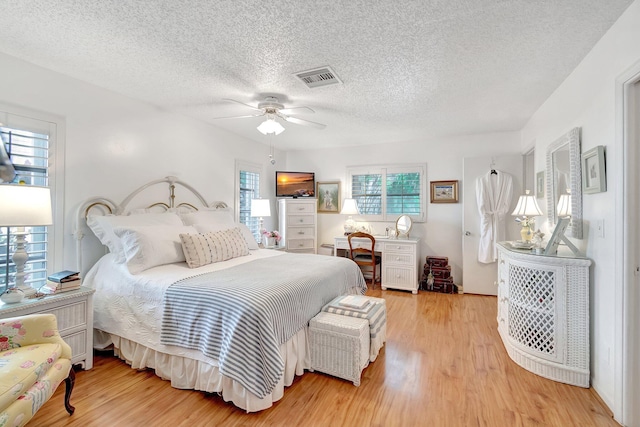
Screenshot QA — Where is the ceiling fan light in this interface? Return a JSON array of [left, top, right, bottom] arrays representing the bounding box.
[[257, 118, 285, 135]]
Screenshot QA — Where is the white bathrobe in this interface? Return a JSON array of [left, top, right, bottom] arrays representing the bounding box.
[[476, 171, 513, 263]]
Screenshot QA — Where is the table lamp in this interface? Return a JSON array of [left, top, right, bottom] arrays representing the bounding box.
[[0, 184, 53, 300], [556, 190, 572, 218], [340, 198, 360, 235], [250, 198, 271, 235], [511, 190, 542, 242]]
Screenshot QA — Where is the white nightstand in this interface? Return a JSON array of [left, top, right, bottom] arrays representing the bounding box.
[[0, 287, 95, 369]]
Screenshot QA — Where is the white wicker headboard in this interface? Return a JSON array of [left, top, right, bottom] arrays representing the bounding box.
[[74, 176, 228, 275]]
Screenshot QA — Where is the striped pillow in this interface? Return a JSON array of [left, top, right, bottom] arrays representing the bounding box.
[[180, 227, 250, 268]]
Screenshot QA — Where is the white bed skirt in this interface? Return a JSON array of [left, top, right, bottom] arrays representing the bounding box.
[[107, 327, 311, 413]]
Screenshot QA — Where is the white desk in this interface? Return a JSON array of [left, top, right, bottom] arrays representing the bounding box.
[[334, 236, 420, 294]]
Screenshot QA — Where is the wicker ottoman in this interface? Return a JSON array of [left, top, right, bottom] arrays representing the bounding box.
[[309, 312, 370, 386], [322, 295, 387, 362]]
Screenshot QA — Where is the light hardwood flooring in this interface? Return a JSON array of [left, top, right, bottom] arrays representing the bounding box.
[[32, 289, 618, 427]]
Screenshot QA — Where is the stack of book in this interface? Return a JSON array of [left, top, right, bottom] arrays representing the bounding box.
[[42, 270, 81, 294]]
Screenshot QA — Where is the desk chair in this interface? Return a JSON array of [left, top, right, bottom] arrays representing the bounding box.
[[347, 232, 381, 286]]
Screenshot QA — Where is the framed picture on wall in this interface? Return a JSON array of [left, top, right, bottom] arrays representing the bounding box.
[[582, 146, 606, 194], [430, 180, 459, 203], [317, 181, 341, 213], [536, 171, 545, 198]]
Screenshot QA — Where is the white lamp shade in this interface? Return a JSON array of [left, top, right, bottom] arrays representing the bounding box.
[[0, 185, 52, 226], [340, 198, 360, 215], [511, 192, 542, 217], [250, 199, 271, 217], [257, 118, 285, 136], [557, 193, 572, 217]]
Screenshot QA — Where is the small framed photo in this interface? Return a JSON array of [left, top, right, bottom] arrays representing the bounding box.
[[430, 180, 459, 203], [317, 181, 341, 213], [536, 171, 545, 198], [582, 146, 606, 194]]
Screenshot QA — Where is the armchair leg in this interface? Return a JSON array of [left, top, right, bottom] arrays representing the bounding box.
[[64, 368, 76, 415]]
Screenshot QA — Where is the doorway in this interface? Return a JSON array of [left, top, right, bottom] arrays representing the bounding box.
[[616, 62, 640, 426], [462, 154, 522, 295]]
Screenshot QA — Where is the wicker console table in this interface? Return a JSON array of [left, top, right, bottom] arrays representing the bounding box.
[[496, 242, 592, 387]]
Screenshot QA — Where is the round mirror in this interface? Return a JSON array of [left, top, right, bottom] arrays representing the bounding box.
[[395, 215, 412, 238]]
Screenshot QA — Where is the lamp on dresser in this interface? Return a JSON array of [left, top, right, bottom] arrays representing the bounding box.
[[0, 184, 52, 302], [511, 190, 542, 242]]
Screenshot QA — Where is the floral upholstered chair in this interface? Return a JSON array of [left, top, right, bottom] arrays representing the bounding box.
[[0, 313, 75, 426]]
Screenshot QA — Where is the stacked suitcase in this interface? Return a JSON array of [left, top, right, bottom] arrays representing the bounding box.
[[421, 256, 458, 294]]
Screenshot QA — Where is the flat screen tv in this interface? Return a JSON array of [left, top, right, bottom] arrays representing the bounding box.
[[276, 171, 315, 198]]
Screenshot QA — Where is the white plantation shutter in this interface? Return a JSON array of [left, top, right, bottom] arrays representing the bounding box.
[[236, 161, 262, 242], [348, 165, 426, 222]]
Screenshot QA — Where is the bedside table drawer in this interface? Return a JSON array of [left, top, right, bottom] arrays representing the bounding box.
[[40, 300, 88, 333]]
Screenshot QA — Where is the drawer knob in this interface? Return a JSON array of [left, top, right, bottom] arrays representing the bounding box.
[[396, 246, 401, 249], [299, 243, 304, 247], [299, 219, 304, 223], [298, 231, 305, 235], [500, 259, 505, 264], [395, 257, 400, 261], [396, 274, 401, 278]]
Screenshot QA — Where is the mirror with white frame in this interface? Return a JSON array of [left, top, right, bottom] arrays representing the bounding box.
[[546, 127, 582, 239], [395, 215, 412, 238]]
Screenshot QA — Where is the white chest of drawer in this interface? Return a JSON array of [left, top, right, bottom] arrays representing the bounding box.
[[279, 199, 318, 254]]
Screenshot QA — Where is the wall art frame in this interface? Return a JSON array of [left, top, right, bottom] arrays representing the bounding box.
[[430, 180, 458, 203], [317, 181, 341, 213]]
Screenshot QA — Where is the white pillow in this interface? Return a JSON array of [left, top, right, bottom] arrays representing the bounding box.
[[194, 222, 259, 250], [180, 228, 250, 268], [87, 213, 183, 262], [180, 210, 235, 226], [113, 225, 197, 274]]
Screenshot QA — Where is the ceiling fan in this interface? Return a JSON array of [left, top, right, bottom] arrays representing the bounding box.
[[212, 96, 326, 135]]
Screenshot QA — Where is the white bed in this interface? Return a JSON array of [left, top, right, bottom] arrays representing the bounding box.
[[76, 177, 366, 412]]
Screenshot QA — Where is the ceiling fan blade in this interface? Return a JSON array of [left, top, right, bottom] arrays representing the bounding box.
[[279, 106, 315, 115], [211, 113, 264, 120], [222, 98, 263, 112], [280, 114, 326, 129]]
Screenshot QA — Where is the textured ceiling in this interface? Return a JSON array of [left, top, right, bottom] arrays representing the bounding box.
[[0, 1, 633, 151]]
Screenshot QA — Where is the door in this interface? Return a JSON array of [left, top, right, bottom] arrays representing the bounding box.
[[462, 155, 523, 295]]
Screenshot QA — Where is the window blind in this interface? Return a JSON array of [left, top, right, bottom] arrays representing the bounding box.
[[348, 165, 425, 222], [239, 169, 261, 241]]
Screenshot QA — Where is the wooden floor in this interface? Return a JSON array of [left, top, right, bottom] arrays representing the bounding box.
[[32, 289, 618, 427]]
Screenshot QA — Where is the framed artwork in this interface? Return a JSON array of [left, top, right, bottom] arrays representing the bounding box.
[[430, 180, 458, 203], [317, 181, 341, 213], [582, 146, 606, 194], [536, 171, 545, 198]]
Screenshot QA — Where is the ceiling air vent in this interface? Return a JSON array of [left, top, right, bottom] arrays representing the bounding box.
[[294, 66, 342, 89]]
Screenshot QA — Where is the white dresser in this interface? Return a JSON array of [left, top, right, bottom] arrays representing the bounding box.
[[278, 198, 317, 254], [334, 236, 420, 294], [496, 242, 591, 387], [0, 287, 95, 369]]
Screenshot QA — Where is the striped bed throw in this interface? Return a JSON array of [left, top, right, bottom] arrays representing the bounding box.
[[323, 295, 387, 362], [160, 254, 366, 399]]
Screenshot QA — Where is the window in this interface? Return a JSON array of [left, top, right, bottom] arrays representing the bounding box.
[[1, 126, 50, 290], [235, 160, 262, 242], [348, 164, 426, 222]]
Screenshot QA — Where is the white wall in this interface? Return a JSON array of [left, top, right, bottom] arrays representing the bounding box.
[[286, 133, 522, 283], [0, 52, 282, 270], [520, 0, 640, 414]]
